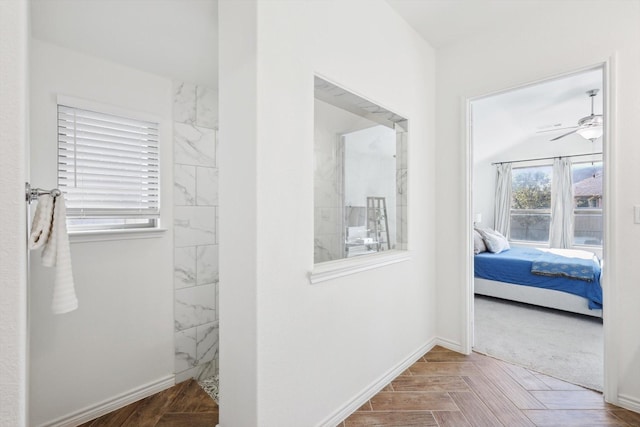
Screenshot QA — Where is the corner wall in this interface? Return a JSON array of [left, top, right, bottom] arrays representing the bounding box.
[[435, 0, 640, 410], [219, 0, 437, 425], [0, 1, 28, 425]]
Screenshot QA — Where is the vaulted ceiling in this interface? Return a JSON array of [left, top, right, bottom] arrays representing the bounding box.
[[30, 0, 218, 88], [30, 0, 600, 149]]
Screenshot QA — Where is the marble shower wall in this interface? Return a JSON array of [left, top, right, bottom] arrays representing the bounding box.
[[314, 127, 409, 263], [314, 133, 343, 263], [173, 82, 219, 382], [396, 128, 408, 250]]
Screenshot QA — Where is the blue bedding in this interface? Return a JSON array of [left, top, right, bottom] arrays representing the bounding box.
[[531, 251, 598, 282], [474, 247, 602, 309]]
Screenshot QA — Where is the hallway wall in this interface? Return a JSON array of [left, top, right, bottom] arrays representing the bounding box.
[[219, 0, 437, 425], [0, 1, 28, 425]]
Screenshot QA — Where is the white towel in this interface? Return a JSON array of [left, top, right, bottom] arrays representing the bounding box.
[[28, 194, 54, 250], [29, 194, 78, 314]]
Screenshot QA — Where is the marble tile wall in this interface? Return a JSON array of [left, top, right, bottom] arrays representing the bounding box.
[[173, 81, 219, 383], [314, 127, 409, 261], [396, 129, 408, 250], [314, 138, 343, 263]]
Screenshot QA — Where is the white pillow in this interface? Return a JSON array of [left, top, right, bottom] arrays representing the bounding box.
[[478, 228, 510, 254], [473, 229, 487, 254]]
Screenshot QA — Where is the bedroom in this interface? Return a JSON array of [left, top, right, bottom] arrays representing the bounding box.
[[471, 67, 605, 390]]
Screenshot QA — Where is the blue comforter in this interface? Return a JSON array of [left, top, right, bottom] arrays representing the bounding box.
[[531, 251, 598, 282], [474, 247, 602, 309]]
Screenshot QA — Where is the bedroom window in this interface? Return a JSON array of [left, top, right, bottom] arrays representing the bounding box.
[[57, 98, 160, 231], [509, 165, 552, 242], [573, 161, 603, 246]]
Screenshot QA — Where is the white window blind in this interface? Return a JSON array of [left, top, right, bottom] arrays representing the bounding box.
[[57, 104, 160, 221]]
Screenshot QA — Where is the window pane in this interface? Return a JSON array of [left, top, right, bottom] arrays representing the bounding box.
[[510, 166, 552, 242], [574, 210, 603, 246], [572, 161, 603, 246], [509, 211, 551, 242], [511, 166, 552, 209]]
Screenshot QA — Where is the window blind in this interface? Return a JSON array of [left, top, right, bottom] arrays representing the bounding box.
[[57, 104, 160, 219]]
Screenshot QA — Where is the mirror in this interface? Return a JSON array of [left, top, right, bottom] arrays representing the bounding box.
[[314, 76, 407, 264]]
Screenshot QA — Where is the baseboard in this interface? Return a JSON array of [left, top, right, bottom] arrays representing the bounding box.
[[317, 337, 437, 427], [435, 337, 465, 353], [38, 374, 175, 427], [616, 394, 640, 414]]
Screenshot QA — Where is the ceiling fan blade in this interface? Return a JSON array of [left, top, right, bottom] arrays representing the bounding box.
[[537, 126, 578, 134], [550, 129, 579, 141]]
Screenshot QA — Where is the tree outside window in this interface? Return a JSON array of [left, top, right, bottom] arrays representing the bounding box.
[[508, 162, 603, 247], [510, 166, 552, 242]]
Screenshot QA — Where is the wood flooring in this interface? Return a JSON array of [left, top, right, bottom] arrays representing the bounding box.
[[78, 347, 640, 426], [78, 379, 218, 427], [341, 346, 640, 426]]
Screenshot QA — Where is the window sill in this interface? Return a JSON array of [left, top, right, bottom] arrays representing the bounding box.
[[69, 228, 168, 244], [309, 250, 411, 284]]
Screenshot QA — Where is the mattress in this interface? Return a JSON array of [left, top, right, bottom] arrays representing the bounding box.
[[474, 247, 602, 309]]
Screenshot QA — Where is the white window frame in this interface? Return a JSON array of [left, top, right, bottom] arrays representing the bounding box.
[[56, 95, 163, 236]]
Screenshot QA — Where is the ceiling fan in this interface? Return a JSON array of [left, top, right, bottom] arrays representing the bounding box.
[[545, 89, 603, 141]]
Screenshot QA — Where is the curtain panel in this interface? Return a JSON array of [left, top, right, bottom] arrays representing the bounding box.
[[494, 163, 512, 237], [549, 157, 574, 248]]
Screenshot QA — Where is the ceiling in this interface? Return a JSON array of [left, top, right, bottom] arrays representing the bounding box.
[[386, 0, 571, 49], [472, 68, 604, 163], [29, 0, 601, 146], [30, 0, 218, 88], [30, 0, 557, 87]]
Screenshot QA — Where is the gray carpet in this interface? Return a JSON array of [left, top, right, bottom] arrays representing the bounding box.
[[473, 295, 603, 391]]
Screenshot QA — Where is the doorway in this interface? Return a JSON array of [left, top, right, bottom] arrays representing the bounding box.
[[467, 65, 609, 392]]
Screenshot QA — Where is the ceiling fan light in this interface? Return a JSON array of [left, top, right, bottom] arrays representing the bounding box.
[[576, 126, 603, 140]]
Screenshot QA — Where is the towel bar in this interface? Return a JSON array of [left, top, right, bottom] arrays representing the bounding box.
[[25, 182, 61, 204]]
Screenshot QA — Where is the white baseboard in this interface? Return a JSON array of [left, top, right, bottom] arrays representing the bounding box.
[[317, 337, 437, 427], [39, 375, 175, 427], [435, 337, 464, 353], [616, 394, 640, 414]]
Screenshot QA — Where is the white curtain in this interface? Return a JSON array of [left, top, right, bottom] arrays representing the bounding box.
[[550, 157, 574, 248], [494, 163, 512, 237]]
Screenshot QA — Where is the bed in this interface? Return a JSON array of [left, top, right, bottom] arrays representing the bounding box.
[[474, 246, 603, 317]]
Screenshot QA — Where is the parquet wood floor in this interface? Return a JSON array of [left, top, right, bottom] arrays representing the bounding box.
[[341, 346, 640, 426], [78, 347, 640, 426]]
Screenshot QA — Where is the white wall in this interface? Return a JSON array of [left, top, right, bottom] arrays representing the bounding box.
[[0, 1, 28, 425], [28, 39, 174, 426], [435, 0, 640, 409], [219, 0, 436, 425]]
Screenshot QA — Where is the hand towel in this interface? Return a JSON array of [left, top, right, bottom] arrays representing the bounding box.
[[29, 194, 78, 314], [28, 194, 54, 250]]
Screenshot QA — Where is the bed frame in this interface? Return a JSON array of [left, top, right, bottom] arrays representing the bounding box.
[[474, 277, 602, 318]]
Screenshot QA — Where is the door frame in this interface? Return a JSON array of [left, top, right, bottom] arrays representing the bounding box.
[[462, 58, 618, 403]]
